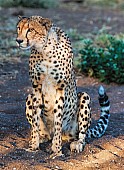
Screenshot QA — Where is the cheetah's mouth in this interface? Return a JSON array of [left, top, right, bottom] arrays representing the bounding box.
[[19, 45, 32, 50]]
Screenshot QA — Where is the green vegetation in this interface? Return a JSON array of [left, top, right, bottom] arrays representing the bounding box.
[[0, 0, 58, 8], [66, 29, 84, 41], [75, 33, 124, 84], [67, 27, 124, 84], [83, 0, 124, 9]]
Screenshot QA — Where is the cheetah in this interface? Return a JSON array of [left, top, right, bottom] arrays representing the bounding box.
[[16, 16, 110, 158]]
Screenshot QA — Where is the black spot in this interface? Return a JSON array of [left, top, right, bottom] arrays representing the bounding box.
[[53, 69, 57, 72], [101, 116, 108, 125], [58, 113, 61, 117], [88, 104, 90, 109], [37, 72, 40, 76], [55, 100, 58, 104], [29, 115, 32, 119], [56, 122, 60, 125], [58, 88, 63, 91], [29, 106, 32, 109], [57, 80, 61, 84], [81, 104, 84, 109], [33, 84, 38, 88], [27, 113, 29, 117], [83, 96, 87, 100], [54, 109, 57, 113], [81, 131, 85, 134], [94, 131, 97, 135], [33, 98, 37, 102], [45, 100, 48, 104], [81, 114, 83, 118], [84, 110, 87, 115], [69, 134, 73, 137], [63, 117, 66, 120], [100, 101, 110, 107], [55, 64, 59, 67], [60, 96, 64, 103], [58, 105, 62, 109], [27, 101, 30, 105], [101, 124, 105, 130], [29, 118, 31, 123], [87, 96, 89, 100], [91, 133, 94, 138], [83, 124, 87, 128], [61, 84, 65, 88], [38, 88, 42, 93], [104, 114, 109, 119], [34, 111, 37, 115], [39, 104, 44, 109], [98, 127, 102, 133], [35, 89, 38, 92], [82, 100, 85, 103], [54, 76, 59, 80], [59, 75, 62, 79]]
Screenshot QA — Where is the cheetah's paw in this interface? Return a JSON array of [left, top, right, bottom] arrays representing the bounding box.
[[25, 147, 39, 152], [25, 141, 39, 152], [50, 152, 64, 159], [70, 141, 86, 153]]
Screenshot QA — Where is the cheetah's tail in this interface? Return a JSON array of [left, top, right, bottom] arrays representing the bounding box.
[[86, 86, 110, 138]]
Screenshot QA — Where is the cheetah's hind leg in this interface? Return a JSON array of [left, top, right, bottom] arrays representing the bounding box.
[[70, 92, 91, 153]]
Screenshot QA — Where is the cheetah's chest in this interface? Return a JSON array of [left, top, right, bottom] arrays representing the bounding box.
[[42, 75, 57, 106]]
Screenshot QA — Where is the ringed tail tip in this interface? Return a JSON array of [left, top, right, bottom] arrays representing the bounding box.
[[98, 85, 105, 96]]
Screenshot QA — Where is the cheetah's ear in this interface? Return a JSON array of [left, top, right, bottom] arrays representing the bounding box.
[[18, 15, 27, 20], [41, 18, 52, 31], [18, 15, 22, 20]]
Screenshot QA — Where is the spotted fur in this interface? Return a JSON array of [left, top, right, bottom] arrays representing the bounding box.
[[16, 16, 110, 157]]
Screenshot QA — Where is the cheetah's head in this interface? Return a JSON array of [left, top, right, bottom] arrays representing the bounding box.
[[16, 16, 52, 50]]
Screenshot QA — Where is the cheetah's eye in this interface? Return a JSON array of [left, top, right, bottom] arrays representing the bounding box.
[[17, 26, 20, 31], [28, 28, 34, 32]]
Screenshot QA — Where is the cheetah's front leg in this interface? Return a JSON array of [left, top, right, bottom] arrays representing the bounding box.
[[51, 88, 64, 158], [26, 90, 50, 152], [70, 92, 91, 153]]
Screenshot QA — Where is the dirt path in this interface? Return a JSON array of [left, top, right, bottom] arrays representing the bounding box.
[[0, 5, 124, 170]]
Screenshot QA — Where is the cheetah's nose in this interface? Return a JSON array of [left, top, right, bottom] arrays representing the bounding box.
[[16, 38, 23, 44]]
